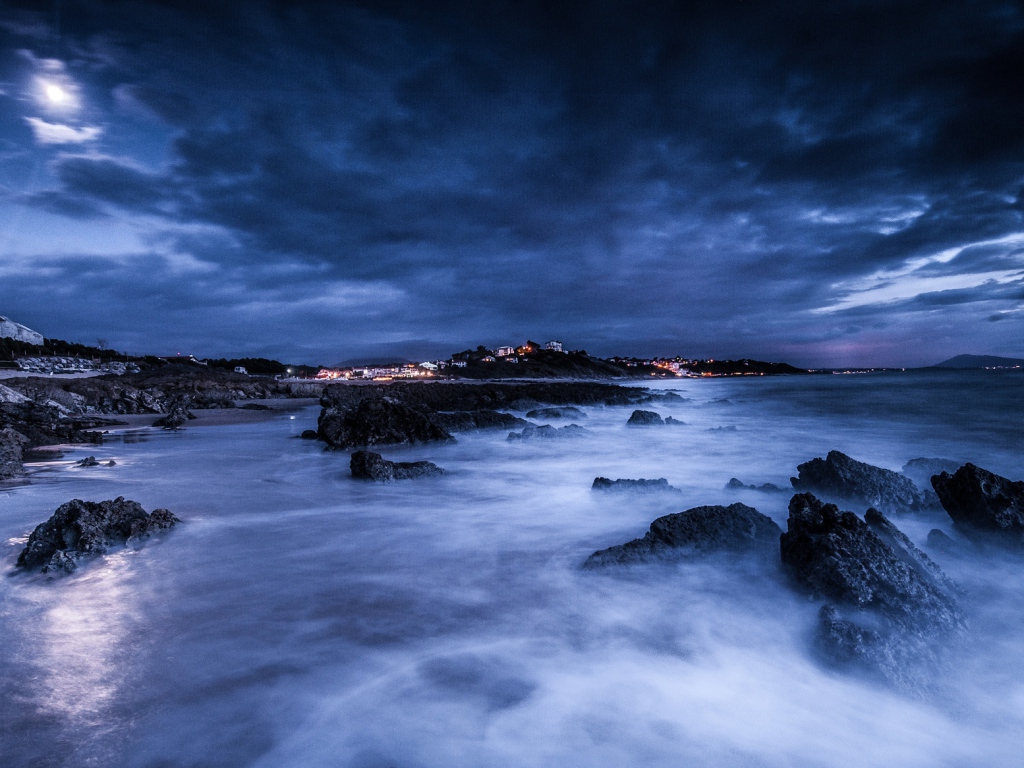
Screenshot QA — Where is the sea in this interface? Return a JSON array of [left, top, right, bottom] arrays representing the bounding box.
[[1, 369, 1022, 767]]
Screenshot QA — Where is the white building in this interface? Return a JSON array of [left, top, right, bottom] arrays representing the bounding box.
[[0, 316, 44, 345], [495, 346, 515, 357], [234, 366, 248, 374], [544, 340, 563, 352]]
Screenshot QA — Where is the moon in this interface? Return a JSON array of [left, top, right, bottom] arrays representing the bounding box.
[[45, 84, 67, 103]]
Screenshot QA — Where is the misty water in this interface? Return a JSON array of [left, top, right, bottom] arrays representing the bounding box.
[[2, 370, 1023, 767]]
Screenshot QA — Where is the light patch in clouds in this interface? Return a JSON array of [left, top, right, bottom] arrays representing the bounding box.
[[818, 270, 1022, 313], [24, 117, 101, 144]]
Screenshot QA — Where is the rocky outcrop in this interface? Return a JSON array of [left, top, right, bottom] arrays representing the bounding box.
[[592, 477, 681, 494], [780, 493, 963, 690], [0, 402, 116, 448], [791, 450, 936, 513], [0, 427, 28, 480], [431, 410, 529, 432], [350, 450, 445, 482], [152, 395, 195, 429], [0, 383, 30, 404], [585, 503, 781, 567], [626, 410, 663, 426], [931, 464, 1024, 547], [318, 397, 454, 450], [902, 458, 963, 492], [16, 497, 180, 575], [526, 406, 587, 420], [726, 478, 786, 492], [507, 424, 587, 441]]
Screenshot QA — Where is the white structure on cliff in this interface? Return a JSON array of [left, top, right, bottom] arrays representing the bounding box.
[[0, 316, 44, 345]]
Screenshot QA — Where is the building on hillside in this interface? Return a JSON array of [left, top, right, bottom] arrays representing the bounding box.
[[0, 316, 44, 345], [481, 355, 495, 362], [495, 346, 515, 357], [234, 366, 248, 374], [545, 340, 563, 352], [160, 354, 207, 365], [516, 342, 538, 355]]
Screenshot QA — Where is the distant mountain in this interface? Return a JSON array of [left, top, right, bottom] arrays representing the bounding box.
[[930, 354, 1024, 369]]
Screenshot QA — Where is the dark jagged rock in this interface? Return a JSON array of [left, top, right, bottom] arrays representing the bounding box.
[[0, 427, 28, 480], [726, 478, 786, 493], [152, 395, 195, 429], [931, 463, 1024, 547], [791, 450, 937, 513], [319, 397, 454, 450], [16, 497, 180, 575], [526, 406, 587, 420], [241, 403, 272, 411], [781, 493, 963, 690], [707, 425, 738, 433], [585, 503, 781, 567], [75, 456, 100, 467], [592, 477, 681, 494], [300, 429, 319, 440], [507, 424, 587, 441], [626, 410, 663, 426], [0, 401, 113, 448], [664, 416, 686, 425], [902, 458, 963, 492], [350, 450, 445, 482], [432, 410, 529, 432]]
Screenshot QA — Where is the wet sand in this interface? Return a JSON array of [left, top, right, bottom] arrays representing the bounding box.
[[102, 398, 321, 431]]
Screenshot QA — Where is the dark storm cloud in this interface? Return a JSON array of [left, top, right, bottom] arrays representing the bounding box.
[[2, 0, 1024, 365]]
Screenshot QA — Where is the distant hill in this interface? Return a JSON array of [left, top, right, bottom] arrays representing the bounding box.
[[931, 354, 1024, 369]]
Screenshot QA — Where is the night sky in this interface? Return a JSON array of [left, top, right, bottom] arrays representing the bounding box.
[[2, 1, 1023, 367]]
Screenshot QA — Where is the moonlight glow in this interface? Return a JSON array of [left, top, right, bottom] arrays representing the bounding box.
[[44, 83, 66, 103]]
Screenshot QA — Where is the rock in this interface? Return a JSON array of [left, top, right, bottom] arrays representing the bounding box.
[[241, 403, 272, 411], [0, 401, 112, 447], [152, 395, 195, 429], [726, 478, 786, 492], [926, 528, 966, 556], [707, 425, 737, 433], [507, 424, 587, 441], [0, 383, 30, 404], [526, 406, 587, 420], [75, 456, 100, 467], [592, 477, 681, 494], [0, 427, 29, 480], [16, 497, 180, 574], [626, 410, 663, 426], [931, 463, 1024, 547], [902, 458, 963, 492], [300, 429, 319, 440], [350, 450, 445, 482], [585, 503, 781, 567], [106, 460, 116, 466], [432, 410, 529, 431], [780, 493, 963, 690], [318, 396, 455, 450], [791, 450, 937, 513], [664, 416, 686, 425]]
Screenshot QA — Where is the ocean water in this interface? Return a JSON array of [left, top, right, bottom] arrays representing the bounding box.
[[1, 370, 1023, 767]]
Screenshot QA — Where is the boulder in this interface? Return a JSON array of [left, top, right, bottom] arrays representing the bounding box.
[[0, 401, 111, 447], [300, 429, 319, 440], [318, 397, 455, 450], [931, 463, 1024, 547], [791, 450, 936, 513], [0, 383, 30, 404], [0, 427, 28, 480], [526, 406, 587, 420], [902, 458, 963, 492], [350, 450, 445, 482], [626, 410, 663, 426], [16, 497, 180, 575], [780, 493, 963, 690], [152, 395, 196, 429], [592, 477, 681, 494], [507, 424, 587, 441], [432, 410, 529, 432], [75, 456, 100, 467], [585, 503, 781, 567]]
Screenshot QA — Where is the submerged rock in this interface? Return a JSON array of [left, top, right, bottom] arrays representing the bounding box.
[[350, 450, 445, 482], [592, 477, 681, 494], [526, 406, 587, 420], [16, 497, 180, 575], [507, 424, 587, 441], [585, 503, 781, 567], [626, 410, 663, 426], [780, 493, 963, 690], [75, 456, 101, 467], [0, 427, 28, 480], [726, 478, 786, 492], [931, 463, 1024, 547], [432, 410, 529, 432], [902, 457, 963, 492], [318, 397, 455, 450], [300, 429, 319, 440], [791, 450, 936, 513]]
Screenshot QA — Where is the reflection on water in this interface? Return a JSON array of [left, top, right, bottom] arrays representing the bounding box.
[[0, 370, 1022, 767]]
